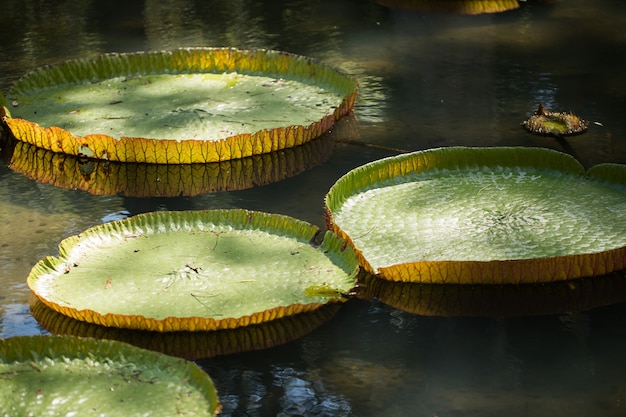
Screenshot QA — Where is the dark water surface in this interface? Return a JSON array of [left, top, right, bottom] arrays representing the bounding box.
[[1, 1, 626, 416]]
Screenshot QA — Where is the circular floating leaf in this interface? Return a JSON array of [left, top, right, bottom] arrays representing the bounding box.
[[0, 91, 7, 118], [28, 209, 359, 331], [30, 296, 341, 359], [523, 103, 588, 137], [325, 147, 626, 284], [0, 335, 220, 416], [4, 48, 357, 163]]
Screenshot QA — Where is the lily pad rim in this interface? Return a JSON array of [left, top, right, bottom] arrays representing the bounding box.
[[324, 146, 626, 284], [325, 145, 598, 211]]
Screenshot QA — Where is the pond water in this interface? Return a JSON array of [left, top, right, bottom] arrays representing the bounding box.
[[1, 0, 626, 416]]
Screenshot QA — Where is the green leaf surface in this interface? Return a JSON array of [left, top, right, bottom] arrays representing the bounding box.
[[0, 335, 220, 416], [11, 72, 340, 141], [5, 48, 357, 163], [31, 296, 342, 359], [325, 147, 626, 284], [28, 209, 359, 331], [5, 127, 335, 197]]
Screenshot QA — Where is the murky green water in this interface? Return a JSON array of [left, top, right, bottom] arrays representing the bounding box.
[[1, 0, 626, 415]]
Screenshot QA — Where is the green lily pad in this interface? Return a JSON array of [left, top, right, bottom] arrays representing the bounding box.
[[375, 0, 520, 14], [0, 335, 220, 416], [3, 48, 357, 163], [28, 209, 359, 331], [523, 103, 589, 137], [325, 146, 626, 284]]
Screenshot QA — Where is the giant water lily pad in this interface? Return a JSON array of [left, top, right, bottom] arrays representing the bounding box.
[[2, 48, 357, 163], [0, 335, 220, 416], [3, 130, 335, 197], [28, 209, 359, 331], [325, 147, 626, 284]]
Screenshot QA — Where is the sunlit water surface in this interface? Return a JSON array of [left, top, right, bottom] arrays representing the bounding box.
[[1, 1, 626, 416]]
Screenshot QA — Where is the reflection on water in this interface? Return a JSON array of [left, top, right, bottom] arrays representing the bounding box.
[[527, 72, 558, 111], [0, 1, 104, 84], [3, 130, 338, 197], [1, 0, 626, 416], [202, 300, 626, 417]]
